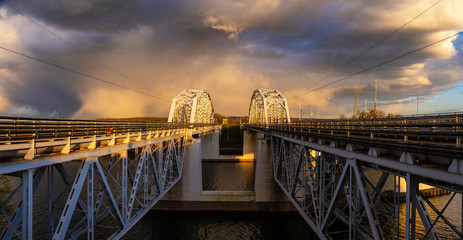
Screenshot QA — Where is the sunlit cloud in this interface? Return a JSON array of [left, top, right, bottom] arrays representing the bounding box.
[[0, 0, 462, 119], [202, 15, 244, 42]]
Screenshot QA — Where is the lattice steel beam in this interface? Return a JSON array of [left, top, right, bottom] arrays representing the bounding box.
[[0, 134, 188, 240], [269, 133, 463, 239], [248, 89, 291, 124], [168, 89, 214, 124]]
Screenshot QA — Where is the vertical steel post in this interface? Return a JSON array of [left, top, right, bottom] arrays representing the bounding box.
[[48, 166, 54, 239], [22, 169, 33, 240], [405, 173, 417, 240], [393, 175, 400, 240], [144, 148, 149, 206], [87, 162, 94, 240], [348, 165, 353, 240], [121, 151, 128, 223], [22, 171, 27, 240], [27, 169, 33, 240], [319, 151, 325, 226]]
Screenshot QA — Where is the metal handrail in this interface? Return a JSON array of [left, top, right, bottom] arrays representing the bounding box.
[[0, 116, 219, 142]]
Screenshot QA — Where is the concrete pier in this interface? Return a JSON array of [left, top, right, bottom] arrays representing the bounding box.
[[154, 130, 293, 211]]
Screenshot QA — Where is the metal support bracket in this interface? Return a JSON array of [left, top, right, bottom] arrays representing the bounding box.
[[24, 140, 36, 160]]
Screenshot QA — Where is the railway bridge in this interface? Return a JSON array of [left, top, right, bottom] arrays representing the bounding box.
[[0, 88, 462, 240]]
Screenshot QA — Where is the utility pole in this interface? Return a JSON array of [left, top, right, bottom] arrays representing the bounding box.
[[374, 80, 377, 119], [354, 89, 358, 118], [299, 102, 302, 121], [365, 96, 367, 113], [417, 95, 418, 115], [412, 93, 418, 115], [353, 89, 367, 118]]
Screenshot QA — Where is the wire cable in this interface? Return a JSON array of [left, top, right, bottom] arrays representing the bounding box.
[[4, 2, 170, 102], [290, 0, 443, 100], [301, 32, 461, 95], [0, 45, 170, 102]]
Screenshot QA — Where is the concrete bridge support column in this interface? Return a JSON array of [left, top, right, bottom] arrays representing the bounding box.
[[254, 133, 288, 203], [201, 131, 220, 160], [242, 130, 256, 160], [161, 138, 203, 201]]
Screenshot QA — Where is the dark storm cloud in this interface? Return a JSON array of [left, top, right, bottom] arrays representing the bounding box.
[[1, 62, 82, 117], [10, 0, 243, 60], [0, 0, 461, 118], [9, 0, 450, 77], [9, 0, 148, 32]]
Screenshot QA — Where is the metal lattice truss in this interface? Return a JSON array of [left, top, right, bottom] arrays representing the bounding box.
[[271, 134, 463, 240], [0, 136, 186, 240], [168, 89, 214, 124], [248, 89, 291, 124]]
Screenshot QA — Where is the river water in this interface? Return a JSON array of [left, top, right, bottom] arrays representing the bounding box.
[[122, 211, 317, 240], [120, 161, 318, 239], [202, 161, 255, 191], [1, 161, 461, 239]]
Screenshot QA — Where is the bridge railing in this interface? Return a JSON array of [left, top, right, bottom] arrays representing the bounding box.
[[0, 116, 218, 143], [255, 113, 463, 239], [246, 112, 463, 147], [0, 117, 221, 239]]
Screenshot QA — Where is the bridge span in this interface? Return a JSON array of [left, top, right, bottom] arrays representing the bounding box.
[[245, 113, 463, 239], [0, 88, 462, 240], [0, 89, 219, 239], [244, 88, 463, 239]]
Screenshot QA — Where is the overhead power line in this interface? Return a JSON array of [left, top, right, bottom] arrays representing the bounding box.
[[290, 0, 443, 100], [4, 2, 170, 102], [301, 32, 462, 95], [0, 45, 170, 102]]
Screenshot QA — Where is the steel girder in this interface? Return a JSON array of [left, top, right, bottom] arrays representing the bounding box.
[[248, 89, 291, 124], [271, 134, 463, 240], [168, 89, 214, 124], [0, 136, 186, 240]]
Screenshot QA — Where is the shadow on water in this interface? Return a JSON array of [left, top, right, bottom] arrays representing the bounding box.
[[219, 125, 243, 155], [122, 211, 318, 240]]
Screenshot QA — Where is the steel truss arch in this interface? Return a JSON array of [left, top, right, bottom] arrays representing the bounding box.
[[168, 89, 214, 124], [248, 89, 291, 124]]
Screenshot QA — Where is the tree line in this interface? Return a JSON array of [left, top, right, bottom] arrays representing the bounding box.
[[339, 108, 402, 120]]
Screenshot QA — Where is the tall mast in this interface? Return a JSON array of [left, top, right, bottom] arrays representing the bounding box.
[[374, 80, 377, 118]]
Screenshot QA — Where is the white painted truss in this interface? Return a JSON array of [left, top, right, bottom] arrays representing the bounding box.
[[248, 89, 291, 124], [270, 133, 463, 240], [168, 89, 214, 124], [0, 133, 191, 240]]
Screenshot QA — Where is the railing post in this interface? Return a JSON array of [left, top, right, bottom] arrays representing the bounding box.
[[370, 119, 374, 140], [457, 115, 461, 148], [330, 121, 333, 135], [403, 118, 408, 142], [347, 120, 350, 136]]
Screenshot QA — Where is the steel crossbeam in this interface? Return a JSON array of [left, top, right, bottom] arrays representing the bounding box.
[[269, 133, 463, 240], [0, 130, 193, 239]]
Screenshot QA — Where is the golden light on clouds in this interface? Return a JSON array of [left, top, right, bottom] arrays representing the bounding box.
[[0, 0, 462, 118]]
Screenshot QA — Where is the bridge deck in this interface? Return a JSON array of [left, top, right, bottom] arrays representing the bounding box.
[[0, 117, 219, 240], [245, 113, 463, 240]]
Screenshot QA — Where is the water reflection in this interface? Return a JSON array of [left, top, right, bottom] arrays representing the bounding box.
[[202, 161, 255, 191]]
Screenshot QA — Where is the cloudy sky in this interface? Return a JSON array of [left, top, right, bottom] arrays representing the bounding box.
[[0, 0, 462, 119]]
